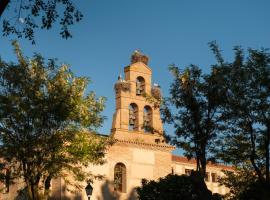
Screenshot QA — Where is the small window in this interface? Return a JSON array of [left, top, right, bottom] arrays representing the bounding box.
[[129, 103, 138, 131], [185, 169, 192, 176], [205, 172, 209, 182], [114, 163, 126, 193], [143, 106, 152, 132], [211, 172, 217, 183], [136, 76, 145, 96]]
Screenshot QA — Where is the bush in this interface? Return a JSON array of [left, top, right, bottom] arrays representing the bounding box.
[[137, 173, 221, 200]]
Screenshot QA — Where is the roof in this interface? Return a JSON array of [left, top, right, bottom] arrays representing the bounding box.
[[172, 155, 234, 171], [96, 133, 109, 137]]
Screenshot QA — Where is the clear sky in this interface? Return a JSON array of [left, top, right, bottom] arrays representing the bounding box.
[[1, 0, 270, 154]]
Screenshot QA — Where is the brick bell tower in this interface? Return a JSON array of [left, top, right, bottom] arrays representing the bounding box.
[[111, 50, 166, 145]]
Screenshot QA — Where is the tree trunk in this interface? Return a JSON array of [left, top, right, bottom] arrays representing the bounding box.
[[5, 169, 10, 192], [196, 153, 200, 172], [31, 184, 36, 200], [266, 124, 270, 182], [25, 179, 41, 200], [44, 176, 52, 200], [25, 183, 35, 200], [31, 183, 41, 200], [0, 0, 9, 17], [200, 157, 207, 178], [249, 121, 263, 181]]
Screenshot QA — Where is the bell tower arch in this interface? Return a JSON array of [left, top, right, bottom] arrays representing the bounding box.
[[111, 51, 165, 144]]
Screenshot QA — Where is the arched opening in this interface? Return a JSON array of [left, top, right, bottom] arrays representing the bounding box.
[[136, 76, 145, 96], [129, 103, 138, 131], [143, 105, 152, 133], [114, 163, 127, 193]]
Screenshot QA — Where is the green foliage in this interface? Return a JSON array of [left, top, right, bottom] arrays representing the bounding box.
[[2, 0, 83, 43], [219, 167, 257, 200], [137, 173, 220, 200], [0, 41, 110, 199], [237, 181, 270, 200], [207, 43, 270, 199], [162, 63, 225, 176], [164, 42, 270, 199], [211, 44, 270, 183], [143, 92, 162, 109], [220, 167, 270, 200]]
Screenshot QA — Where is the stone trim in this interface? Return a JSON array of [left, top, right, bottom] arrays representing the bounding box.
[[115, 139, 175, 152]]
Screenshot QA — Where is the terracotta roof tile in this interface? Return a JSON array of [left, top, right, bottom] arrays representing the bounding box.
[[172, 155, 234, 171]]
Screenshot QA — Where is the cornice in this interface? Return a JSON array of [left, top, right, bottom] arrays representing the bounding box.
[[113, 139, 175, 152]]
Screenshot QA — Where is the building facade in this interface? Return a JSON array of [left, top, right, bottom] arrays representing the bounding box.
[[1, 51, 230, 200], [81, 51, 230, 200]]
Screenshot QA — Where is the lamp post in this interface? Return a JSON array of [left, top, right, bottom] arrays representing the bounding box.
[[85, 183, 93, 200]]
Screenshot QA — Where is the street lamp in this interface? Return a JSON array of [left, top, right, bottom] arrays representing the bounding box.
[[85, 183, 93, 200]]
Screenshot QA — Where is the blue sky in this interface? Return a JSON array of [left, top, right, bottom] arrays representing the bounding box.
[[1, 0, 270, 154]]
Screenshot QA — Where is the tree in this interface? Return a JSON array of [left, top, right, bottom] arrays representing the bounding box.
[[162, 62, 225, 177], [202, 42, 270, 200], [219, 166, 270, 200], [162, 42, 270, 199], [210, 43, 270, 184], [236, 181, 270, 200], [136, 173, 222, 200], [1, 0, 83, 43], [0, 41, 110, 199], [219, 165, 257, 200], [0, 0, 9, 16]]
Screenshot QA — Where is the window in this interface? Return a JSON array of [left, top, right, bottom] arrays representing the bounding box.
[[129, 103, 138, 131], [114, 163, 126, 193], [205, 172, 209, 182], [211, 172, 217, 183], [185, 169, 192, 176], [143, 106, 152, 132], [136, 76, 145, 96]]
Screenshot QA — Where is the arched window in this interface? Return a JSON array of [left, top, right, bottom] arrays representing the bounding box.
[[136, 76, 145, 96], [114, 163, 126, 193], [143, 106, 152, 132], [129, 103, 138, 131]]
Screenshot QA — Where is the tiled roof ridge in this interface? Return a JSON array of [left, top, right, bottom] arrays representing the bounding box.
[[172, 155, 234, 170]]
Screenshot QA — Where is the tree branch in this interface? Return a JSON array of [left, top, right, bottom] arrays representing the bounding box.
[[0, 0, 10, 18], [248, 121, 263, 181]]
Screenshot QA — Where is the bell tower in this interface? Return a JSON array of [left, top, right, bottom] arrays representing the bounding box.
[[111, 51, 165, 144]]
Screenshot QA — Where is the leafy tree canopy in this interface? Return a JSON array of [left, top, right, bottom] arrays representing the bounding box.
[[1, 0, 83, 43], [162, 42, 270, 199], [0, 41, 111, 199], [210, 43, 270, 184], [162, 58, 226, 177], [219, 166, 269, 200], [205, 42, 270, 200], [136, 173, 222, 200]]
